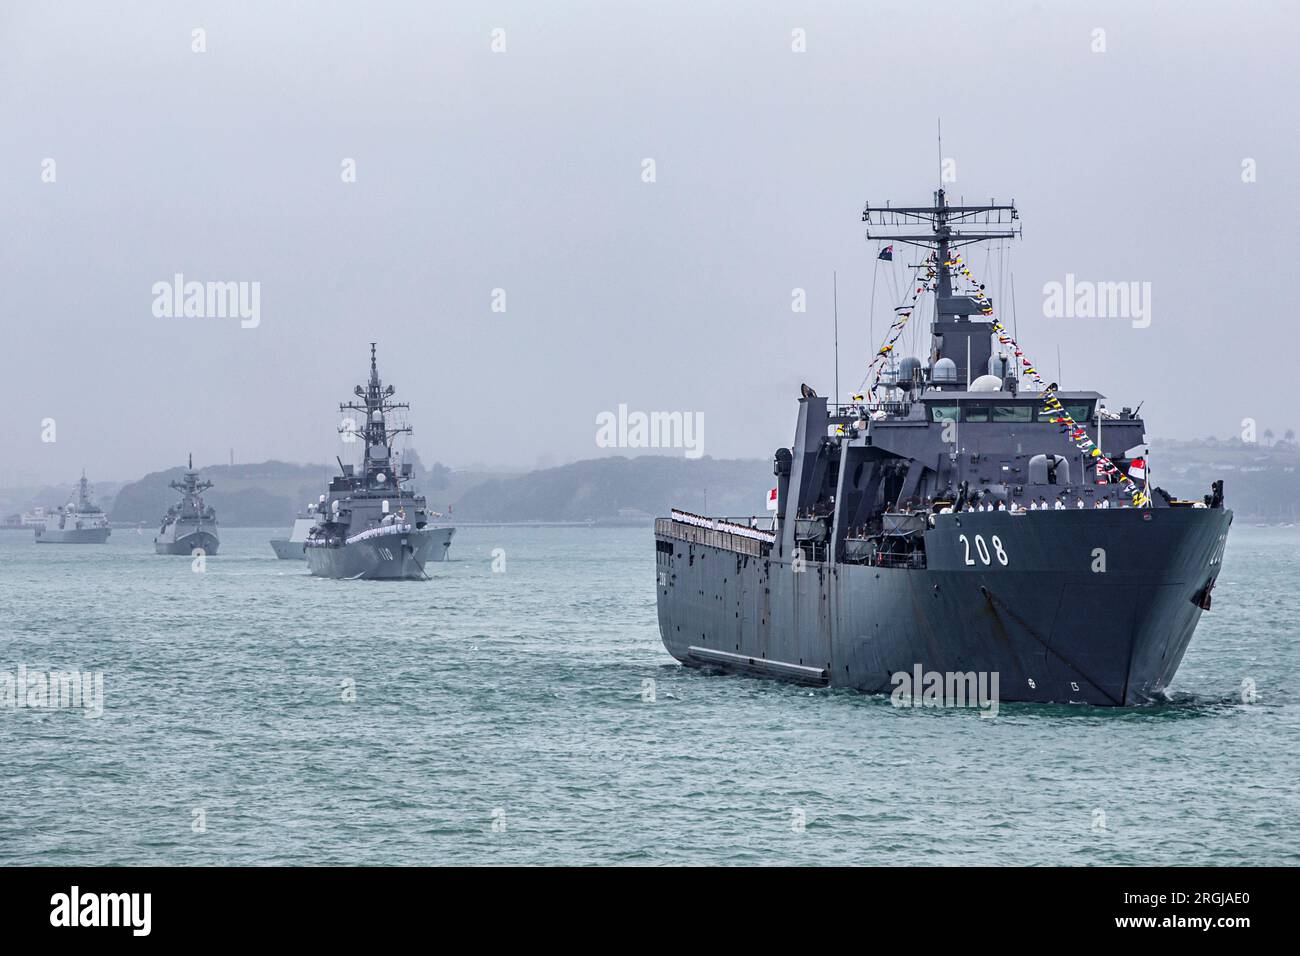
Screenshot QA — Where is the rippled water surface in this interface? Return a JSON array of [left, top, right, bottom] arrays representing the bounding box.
[[1, 524, 1296, 865]]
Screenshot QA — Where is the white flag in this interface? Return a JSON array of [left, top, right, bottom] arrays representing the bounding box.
[[766, 488, 779, 511]]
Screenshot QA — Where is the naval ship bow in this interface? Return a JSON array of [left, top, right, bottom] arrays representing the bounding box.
[[654, 186, 1231, 706], [155, 455, 219, 555], [305, 344, 454, 580]]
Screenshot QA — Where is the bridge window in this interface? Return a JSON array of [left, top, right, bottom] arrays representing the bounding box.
[[992, 405, 1033, 423], [930, 405, 958, 423], [963, 405, 990, 422], [1039, 403, 1094, 423]]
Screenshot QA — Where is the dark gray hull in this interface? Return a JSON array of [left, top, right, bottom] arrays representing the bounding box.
[[306, 526, 453, 580], [270, 538, 306, 560], [155, 530, 219, 555], [656, 508, 1232, 706], [35, 527, 111, 544]]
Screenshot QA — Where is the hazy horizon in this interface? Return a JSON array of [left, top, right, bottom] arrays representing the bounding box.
[[4, 0, 1297, 486]]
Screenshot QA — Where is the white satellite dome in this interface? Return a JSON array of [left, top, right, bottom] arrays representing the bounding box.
[[932, 358, 958, 383], [969, 374, 1004, 392]]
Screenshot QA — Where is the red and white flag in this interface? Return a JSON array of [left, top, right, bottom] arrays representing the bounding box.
[[1128, 457, 1146, 480], [766, 488, 779, 511]]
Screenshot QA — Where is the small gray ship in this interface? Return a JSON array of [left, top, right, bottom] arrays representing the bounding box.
[[155, 455, 219, 555], [305, 345, 454, 580], [655, 185, 1232, 706], [35, 472, 111, 543], [269, 506, 318, 560]]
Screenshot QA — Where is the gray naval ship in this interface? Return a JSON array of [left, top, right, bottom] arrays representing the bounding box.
[[35, 472, 111, 543], [305, 345, 454, 580], [655, 186, 1232, 706], [155, 455, 219, 555], [269, 506, 319, 560]]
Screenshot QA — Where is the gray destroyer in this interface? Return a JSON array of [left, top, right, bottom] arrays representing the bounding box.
[[155, 456, 219, 555], [655, 186, 1231, 706], [305, 345, 454, 580], [35, 472, 111, 543]]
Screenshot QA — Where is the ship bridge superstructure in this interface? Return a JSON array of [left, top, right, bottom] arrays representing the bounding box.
[[168, 454, 214, 521], [660, 186, 1227, 572], [329, 343, 419, 498], [756, 186, 1223, 570]]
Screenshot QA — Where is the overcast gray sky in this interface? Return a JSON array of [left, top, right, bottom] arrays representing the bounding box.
[[3, 0, 1297, 485]]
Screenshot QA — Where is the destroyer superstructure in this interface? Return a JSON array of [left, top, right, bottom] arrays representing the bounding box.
[[655, 185, 1231, 705], [155, 455, 219, 555], [305, 344, 454, 580], [35, 472, 111, 543]]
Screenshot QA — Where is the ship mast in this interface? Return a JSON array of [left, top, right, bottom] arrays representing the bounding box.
[[338, 343, 412, 492], [863, 189, 1019, 387], [169, 453, 212, 505]]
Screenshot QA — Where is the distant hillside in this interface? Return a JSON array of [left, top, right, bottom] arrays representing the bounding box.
[[109, 460, 332, 526], [450, 456, 771, 522], [1153, 437, 1300, 521]]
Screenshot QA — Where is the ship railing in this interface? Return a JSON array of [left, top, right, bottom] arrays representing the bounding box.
[[656, 514, 772, 558], [345, 522, 414, 546], [870, 550, 926, 570], [794, 541, 830, 563], [830, 401, 911, 415]]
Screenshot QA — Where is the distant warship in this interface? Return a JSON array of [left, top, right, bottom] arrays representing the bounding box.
[[155, 455, 219, 555], [35, 472, 111, 543], [269, 506, 319, 560], [655, 185, 1231, 706], [305, 344, 454, 580]]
